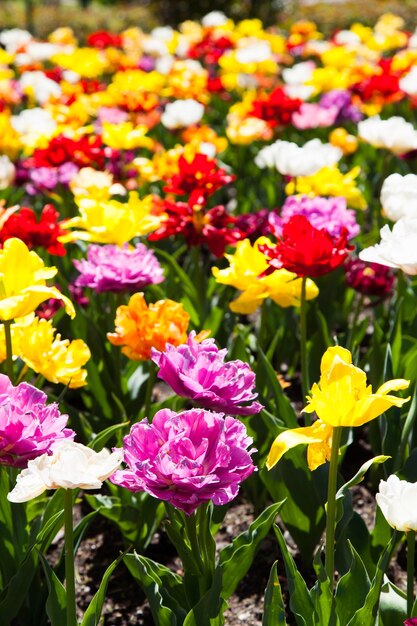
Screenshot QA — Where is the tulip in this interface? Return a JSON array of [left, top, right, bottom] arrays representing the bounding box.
[[377, 476, 417, 616], [267, 346, 409, 587], [359, 219, 417, 275]]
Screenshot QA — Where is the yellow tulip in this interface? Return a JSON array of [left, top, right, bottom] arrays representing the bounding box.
[[101, 122, 154, 151], [60, 193, 166, 246], [285, 166, 367, 210], [303, 346, 409, 427], [212, 237, 318, 314], [0, 238, 74, 321], [11, 316, 90, 388], [267, 346, 409, 471]]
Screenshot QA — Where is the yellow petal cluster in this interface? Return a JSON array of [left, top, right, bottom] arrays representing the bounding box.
[[101, 122, 154, 151], [285, 166, 367, 210], [60, 192, 166, 246], [0, 238, 75, 321], [4, 315, 90, 388], [212, 237, 319, 314], [267, 346, 410, 471]]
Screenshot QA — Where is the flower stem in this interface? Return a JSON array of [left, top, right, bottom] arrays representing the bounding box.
[[408, 530, 416, 617], [144, 361, 157, 420], [325, 426, 343, 588], [3, 320, 13, 383], [64, 489, 77, 626], [300, 276, 310, 424], [346, 294, 364, 351]]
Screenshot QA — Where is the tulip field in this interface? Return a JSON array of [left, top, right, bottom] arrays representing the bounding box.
[[2, 8, 417, 625]]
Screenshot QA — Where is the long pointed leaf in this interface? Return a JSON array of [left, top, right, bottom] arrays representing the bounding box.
[[273, 524, 314, 626], [219, 502, 283, 600], [262, 561, 287, 626], [81, 550, 126, 626]]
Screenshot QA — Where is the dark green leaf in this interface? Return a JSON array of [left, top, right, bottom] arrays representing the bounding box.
[[38, 552, 67, 626], [335, 542, 370, 624], [273, 524, 314, 626], [262, 561, 287, 626], [347, 532, 397, 626], [219, 502, 283, 600], [124, 552, 186, 625], [81, 551, 125, 626]]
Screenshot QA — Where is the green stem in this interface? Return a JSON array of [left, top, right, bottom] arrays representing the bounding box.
[[3, 320, 13, 383], [325, 426, 343, 587], [64, 489, 77, 626], [300, 276, 310, 424], [346, 294, 365, 351], [144, 361, 157, 420], [408, 530, 416, 617]]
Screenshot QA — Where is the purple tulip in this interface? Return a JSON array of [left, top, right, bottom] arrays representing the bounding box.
[[74, 243, 164, 293], [111, 408, 256, 515], [151, 332, 263, 416], [0, 375, 74, 467], [269, 195, 360, 240]]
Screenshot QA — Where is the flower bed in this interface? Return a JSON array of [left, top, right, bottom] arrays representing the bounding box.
[[0, 9, 417, 625]]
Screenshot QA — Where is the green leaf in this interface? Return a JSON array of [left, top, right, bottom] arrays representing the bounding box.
[[0, 546, 38, 624], [88, 422, 129, 451], [379, 579, 407, 625], [310, 550, 337, 626], [124, 552, 186, 626], [219, 502, 283, 600], [86, 488, 164, 550], [346, 532, 397, 626], [81, 550, 125, 626], [335, 542, 370, 624], [183, 566, 226, 626], [273, 524, 314, 626], [335, 456, 390, 525], [38, 552, 67, 626], [262, 561, 287, 626], [256, 346, 298, 428], [260, 452, 328, 561]]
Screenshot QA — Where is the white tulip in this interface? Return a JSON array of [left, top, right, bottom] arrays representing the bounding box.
[[8, 441, 123, 503], [255, 139, 342, 177], [358, 116, 417, 155], [0, 156, 16, 190], [359, 218, 417, 274], [399, 67, 417, 97], [19, 71, 62, 104], [235, 41, 272, 64], [376, 475, 417, 532], [0, 28, 32, 53], [202, 11, 228, 27], [11, 108, 57, 139], [282, 61, 315, 86], [161, 99, 204, 130], [380, 173, 417, 221]]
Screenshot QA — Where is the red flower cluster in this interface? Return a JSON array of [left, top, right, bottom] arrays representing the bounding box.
[[148, 199, 243, 257], [259, 215, 353, 278], [30, 135, 106, 169], [163, 153, 235, 206], [352, 59, 404, 105], [250, 87, 302, 128], [0, 204, 66, 255], [87, 31, 122, 49], [344, 257, 395, 299], [188, 33, 234, 65]]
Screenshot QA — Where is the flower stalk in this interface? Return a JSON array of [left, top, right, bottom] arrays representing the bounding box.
[[300, 276, 310, 424], [64, 488, 77, 626], [408, 530, 416, 617], [3, 320, 14, 383], [325, 426, 343, 587]]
